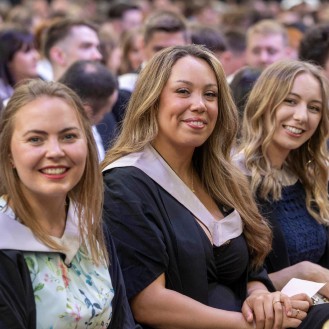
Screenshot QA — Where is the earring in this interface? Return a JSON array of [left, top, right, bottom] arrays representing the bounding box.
[[306, 140, 314, 167]]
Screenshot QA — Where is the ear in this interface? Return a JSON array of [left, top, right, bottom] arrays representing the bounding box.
[[49, 46, 66, 66], [9, 154, 15, 168], [285, 46, 294, 60], [83, 104, 93, 121]]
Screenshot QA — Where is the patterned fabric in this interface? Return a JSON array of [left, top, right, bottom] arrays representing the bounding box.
[[0, 196, 114, 329], [24, 246, 114, 329], [272, 180, 327, 265]]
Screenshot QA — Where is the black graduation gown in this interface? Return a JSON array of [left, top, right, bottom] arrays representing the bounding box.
[[103, 166, 274, 328], [0, 227, 138, 329]]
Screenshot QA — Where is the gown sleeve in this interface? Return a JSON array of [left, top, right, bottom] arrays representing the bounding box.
[[103, 167, 170, 300], [104, 224, 141, 329], [0, 250, 36, 329]]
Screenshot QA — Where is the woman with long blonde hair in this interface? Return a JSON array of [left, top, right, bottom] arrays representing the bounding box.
[[0, 79, 136, 329], [237, 59, 329, 317]]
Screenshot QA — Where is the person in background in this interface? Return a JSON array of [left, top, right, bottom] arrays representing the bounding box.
[[298, 23, 329, 78], [102, 44, 313, 329], [229, 65, 262, 135], [118, 9, 190, 92], [236, 60, 329, 319], [190, 23, 227, 61], [246, 19, 292, 70], [43, 17, 102, 81], [99, 24, 122, 76], [118, 27, 144, 75], [106, 1, 144, 39], [59, 60, 119, 161], [222, 29, 247, 82], [0, 79, 137, 328], [0, 25, 39, 106]]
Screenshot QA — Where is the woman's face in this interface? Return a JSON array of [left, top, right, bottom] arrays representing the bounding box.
[[265, 72, 323, 166], [10, 96, 87, 204], [8, 45, 39, 82], [153, 55, 218, 155], [127, 34, 144, 72]]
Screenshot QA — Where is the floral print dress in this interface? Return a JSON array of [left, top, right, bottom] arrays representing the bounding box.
[[0, 198, 114, 329]]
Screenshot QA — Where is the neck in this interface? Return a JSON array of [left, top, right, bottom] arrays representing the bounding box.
[[267, 145, 290, 169], [151, 143, 195, 193], [19, 190, 68, 238]]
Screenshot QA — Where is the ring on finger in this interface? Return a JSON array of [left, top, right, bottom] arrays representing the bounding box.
[[272, 300, 281, 306]]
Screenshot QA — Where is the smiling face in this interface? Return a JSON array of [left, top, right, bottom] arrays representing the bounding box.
[[10, 96, 87, 204], [266, 72, 323, 167], [8, 45, 39, 82], [153, 55, 218, 156]]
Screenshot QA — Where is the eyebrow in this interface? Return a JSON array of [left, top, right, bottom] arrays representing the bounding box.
[[22, 127, 80, 137], [289, 92, 323, 104], [175, 79, 218, 88]]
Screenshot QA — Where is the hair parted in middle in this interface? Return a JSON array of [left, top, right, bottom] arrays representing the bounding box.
[[241, 59, 329, 225], [0, 79, 108, 265], [102, 44, 272, 269]]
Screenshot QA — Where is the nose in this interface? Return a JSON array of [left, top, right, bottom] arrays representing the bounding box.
[[293, 104, 308, 122], [92, 47, 102, 61], [46, 139, 65, 158], [190, 94, 207, 112], [259, 50, 270, 65]]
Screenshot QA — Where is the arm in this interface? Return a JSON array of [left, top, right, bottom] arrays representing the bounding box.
[[131, 273, 255, 329], [0, 250, 36, 329], [269, 261, 329, 298], [104, 225, 141, 329]]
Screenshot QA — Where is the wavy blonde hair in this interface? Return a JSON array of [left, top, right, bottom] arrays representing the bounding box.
[[102, 44, 272, 269], [241, 59, 329, 225], [0, 79, 107, 265]]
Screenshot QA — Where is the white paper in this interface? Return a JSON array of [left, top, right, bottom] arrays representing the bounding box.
[[281, 278, 326, 298]]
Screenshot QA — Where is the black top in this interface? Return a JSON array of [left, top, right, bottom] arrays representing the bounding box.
[[103, 166, 274, 326]]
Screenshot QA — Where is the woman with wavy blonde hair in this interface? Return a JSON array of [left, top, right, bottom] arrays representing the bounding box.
[[101, 45, 322, 328], [237, 59, 329, 307]]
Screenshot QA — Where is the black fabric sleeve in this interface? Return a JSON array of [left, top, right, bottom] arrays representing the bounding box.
[[103, 167, 169, 300], [0, 250, 36, 329], [248, 266, 276, 292], [104, 225, 141, 329]]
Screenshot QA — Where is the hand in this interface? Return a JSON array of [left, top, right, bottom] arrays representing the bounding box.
[[242, 291, 292, 329], [280, 293, 311, 328]]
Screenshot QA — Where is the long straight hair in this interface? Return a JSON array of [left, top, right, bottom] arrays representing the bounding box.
[[0, 79, 108, 265]]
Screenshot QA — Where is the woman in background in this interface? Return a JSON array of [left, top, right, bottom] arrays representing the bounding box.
[[0, 25, 39, 105]]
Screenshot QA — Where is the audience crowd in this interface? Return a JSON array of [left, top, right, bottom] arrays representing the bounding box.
[[1, 0, 329, 328]]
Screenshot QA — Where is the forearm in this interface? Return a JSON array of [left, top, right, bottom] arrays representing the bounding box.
[[269, 261, 327, 291], [131, 277, 254, 329]]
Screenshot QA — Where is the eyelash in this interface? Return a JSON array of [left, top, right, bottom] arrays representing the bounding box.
[[176, 89, 217, 98], [284, 98, 321, 112]]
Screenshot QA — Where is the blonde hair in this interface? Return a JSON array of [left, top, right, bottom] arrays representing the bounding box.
[[0, 79, 108, 265], [102, 44, 272, 269], [247, 19, 288, 47], [241, 59, 329, 225]]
